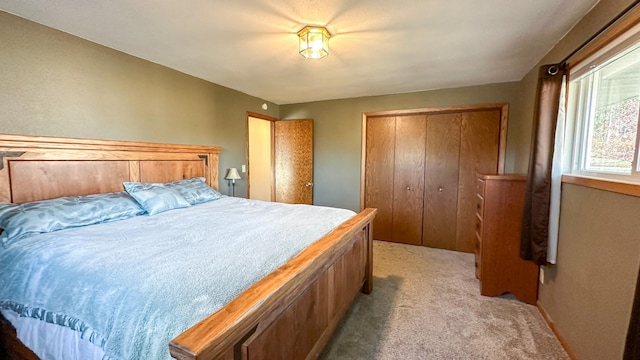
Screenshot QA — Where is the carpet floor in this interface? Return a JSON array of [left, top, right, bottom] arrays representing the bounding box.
[[319, 240, 569, 360]]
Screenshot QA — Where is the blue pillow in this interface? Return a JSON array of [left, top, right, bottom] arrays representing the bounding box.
[[123, 182, 191, 215], [163, 177, 223, 205], [0, 203, 13, 217], [0, 192, 145, 246]]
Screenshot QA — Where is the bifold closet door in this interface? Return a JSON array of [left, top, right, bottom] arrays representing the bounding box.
[[364, 108, 501, 251], [455, 110, 501, 252], [423, 109, 500, 252], [365, 115, 426, 245], [423, 113, 461, 250], [392, 115, 426, 245], [365, 116, 395, 242]]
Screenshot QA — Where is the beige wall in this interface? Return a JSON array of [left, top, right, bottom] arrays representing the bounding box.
[[248, 117, 273, 201], [0, 11, 278, 197], [514, 0, 640, 359], [545, 185, 640, 359], [280, 83, 521, 211]]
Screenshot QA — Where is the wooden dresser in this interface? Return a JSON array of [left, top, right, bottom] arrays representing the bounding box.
[[475, 174, 539, 305]]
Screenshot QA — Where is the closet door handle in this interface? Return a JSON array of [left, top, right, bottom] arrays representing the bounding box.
[[438, 187, 444, 192], [406, 186, 411, 190]]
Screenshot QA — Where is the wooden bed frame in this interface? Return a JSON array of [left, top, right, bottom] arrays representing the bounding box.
[[0, 133, 376, 360]]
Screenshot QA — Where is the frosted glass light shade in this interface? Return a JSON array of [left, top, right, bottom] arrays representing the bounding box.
[[297, 26, 331, 59]]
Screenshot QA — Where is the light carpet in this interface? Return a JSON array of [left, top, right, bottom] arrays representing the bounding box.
[[319, 241, 569, 360]]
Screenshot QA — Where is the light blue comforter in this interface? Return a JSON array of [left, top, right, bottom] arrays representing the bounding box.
[[0, 197, 355, 360]]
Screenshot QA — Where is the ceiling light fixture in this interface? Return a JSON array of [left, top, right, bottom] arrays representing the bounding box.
[[297, 26, 331, 59]]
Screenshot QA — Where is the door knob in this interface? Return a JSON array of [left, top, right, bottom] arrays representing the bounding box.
[[438, 187, 444, 192], [305, 182, 313, 187], [406, 186, 411, 190]]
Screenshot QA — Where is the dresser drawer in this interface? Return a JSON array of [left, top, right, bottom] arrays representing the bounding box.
[[476, 193, 484, 218], [475, 213, 483, 237], [476, 177, 486, 197]]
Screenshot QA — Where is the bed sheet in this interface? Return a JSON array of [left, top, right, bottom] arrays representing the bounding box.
[[2, 309, 104, 360]]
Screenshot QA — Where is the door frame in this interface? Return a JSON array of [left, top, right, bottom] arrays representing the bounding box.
[[246, 111, 277, 201], [360, 103, 509, 210]]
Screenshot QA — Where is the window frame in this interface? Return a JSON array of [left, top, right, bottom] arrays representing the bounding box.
[[559, 4, 640, 198], [565, 22, 640, 185]]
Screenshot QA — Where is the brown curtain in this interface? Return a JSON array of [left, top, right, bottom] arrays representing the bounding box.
[[520, 64, 565, 265], [625, 265, 640, 360]]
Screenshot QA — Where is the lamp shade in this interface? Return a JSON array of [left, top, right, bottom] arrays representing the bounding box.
[[297, 26, 331, 59], [225, 168, 241, 180]]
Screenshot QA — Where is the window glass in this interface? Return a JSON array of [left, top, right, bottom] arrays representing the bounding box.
[[569, 40, 640, 178]]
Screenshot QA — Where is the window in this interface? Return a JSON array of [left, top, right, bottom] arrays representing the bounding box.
[[567, 31, 640, 182]]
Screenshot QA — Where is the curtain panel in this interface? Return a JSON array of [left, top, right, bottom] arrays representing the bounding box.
[[547, 75, 566, 265], [520, 64, 565, 265]]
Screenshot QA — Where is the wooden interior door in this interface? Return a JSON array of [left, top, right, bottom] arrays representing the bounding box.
[[456, 110, 501, 252], [423, 113, 461, 250], [391, 115, 426, 245], [275, 120, 313, 204], [364, 116, 395, 241]]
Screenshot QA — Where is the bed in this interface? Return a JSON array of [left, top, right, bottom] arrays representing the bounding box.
[[0, 133, 376, 360]]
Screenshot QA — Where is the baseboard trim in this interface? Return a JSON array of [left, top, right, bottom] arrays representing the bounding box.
[[537, 302, 579, 360]]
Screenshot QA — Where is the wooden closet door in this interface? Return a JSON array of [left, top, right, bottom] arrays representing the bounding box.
[[391, 115, 426, 245], [363, 105, 504, 250], [365, 117, 395, 242], [423, 113, 461, 249], [456, 110, 501, 252]]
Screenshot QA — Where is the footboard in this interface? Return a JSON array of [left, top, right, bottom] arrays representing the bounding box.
[[170, 208, 377, 360]]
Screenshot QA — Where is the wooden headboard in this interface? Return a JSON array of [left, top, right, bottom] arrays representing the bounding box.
[[0, 134, 221, 204]]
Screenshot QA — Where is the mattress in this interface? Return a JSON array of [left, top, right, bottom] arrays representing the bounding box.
[[0, 197, 355, 360]]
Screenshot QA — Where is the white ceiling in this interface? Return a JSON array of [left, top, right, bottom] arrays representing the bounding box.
[[0, 0, 599, 105]]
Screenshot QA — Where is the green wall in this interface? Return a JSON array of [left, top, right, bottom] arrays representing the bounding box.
[[0, 10, 278, 197], [280, 83, 522, 211]]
